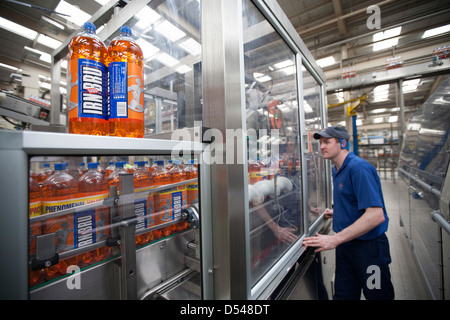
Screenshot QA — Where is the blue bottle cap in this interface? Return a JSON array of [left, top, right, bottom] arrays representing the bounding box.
[[88, 162, 98, 169], [120, 25, 132, 35], [157, 160, 164, 166], [54, 163, 65, 171], [83, 22, 96, 32]]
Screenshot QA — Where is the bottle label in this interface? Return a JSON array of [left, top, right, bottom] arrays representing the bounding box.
[[70, 58, 107, 120], [155, 186, 186, 224], [109, 61, 144, 120], [42, 193, 109, 252]]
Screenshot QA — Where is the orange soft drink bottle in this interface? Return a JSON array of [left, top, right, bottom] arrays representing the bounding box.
[[37, 163, 53, 183], [68, 22, 108, 136], [106, 161, 128, 190], [133, 161, 155, 246], [152, 161, 171, 232], [108, 26, 144, 138], [78, 162, 110, 262], [167, 160, 187, 235], [105, 161, 115, 177], [41, 163, 79, 278], [185, 159, 198, 205], [29, 176, 42, 286]]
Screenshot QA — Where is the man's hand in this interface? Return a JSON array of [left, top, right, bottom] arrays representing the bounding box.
[[303, 232, 340, 252], [323, 208, 333, 219]]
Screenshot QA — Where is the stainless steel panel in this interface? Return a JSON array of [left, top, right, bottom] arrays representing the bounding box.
[[398, 75, 450, 300]]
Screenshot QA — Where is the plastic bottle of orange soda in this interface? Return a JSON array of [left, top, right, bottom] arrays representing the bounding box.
[[133, 161, 155, 246], [37, 163, 53, 183], [108, 26, 144, 138], [78, 162, 111, 262], [153, 160, 172, 233], [106, 161, 128, 191], [29, 176, 42, 286], [167, 160, 187, 235], [185, 159, 198, 205], [68, 22, 108, 136], [105, 161, 115, 177], [41, 163, 79, 278]]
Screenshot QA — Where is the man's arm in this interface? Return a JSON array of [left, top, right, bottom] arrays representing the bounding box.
[[303, 207, 385, 252]]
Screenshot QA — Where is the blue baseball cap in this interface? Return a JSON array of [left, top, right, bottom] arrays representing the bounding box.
[[313, 126, 350, 140]]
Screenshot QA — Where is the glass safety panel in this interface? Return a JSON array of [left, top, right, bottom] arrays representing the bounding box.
[[28, 154, 200, 299], [302, 66, 326, 227], [242, 0, 303, 286], [66, 0, 202, 137]]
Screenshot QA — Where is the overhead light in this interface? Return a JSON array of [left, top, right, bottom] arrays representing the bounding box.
[[94, 0, 110, 5], [373, 27, 401, 51], [136, 39, 160, 58], [423, 24, 450, 38], [316, 56, 335, 68], [37, 34, 63, 49], [155, 52, 179, 67], [0, 17, 37, 40], [55, 1, 91, 27], [373, 84, 389, 101], [371, 108, 387, 114], [253, 72, 272, 82], [154, 20, 186, 42], [0, 62, 19, 72], [373, 117, 384, 123], [274, 59, 294, 69], [179, 38, 201, 56], [135, 6, 161, 30], [303, 100, 313, 113], [25, 46, 52, 64], [388, 116, 398, 123], [41, 16, 64, 30], [176, 65, 192, 74], [403, 79, 420, 92]]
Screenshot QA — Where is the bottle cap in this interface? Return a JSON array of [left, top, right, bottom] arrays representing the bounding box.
[[157, 160, 164, 166], [120, 25, 132, 36], [88, 162, 98, 169], [116, 161, 126, 167], [54, 163, 65, 171], [83, 22, 96, 33], [43, 163, 50, 168]]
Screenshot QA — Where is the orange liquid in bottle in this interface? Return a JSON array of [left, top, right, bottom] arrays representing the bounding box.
[[108, 26, 144, 138], [78, 162, 111, 262], [68, 22, 108, 136], [133, 161, 154, 246]]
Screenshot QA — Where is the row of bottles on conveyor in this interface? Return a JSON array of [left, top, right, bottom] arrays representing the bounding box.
[[28, 159, 198, 288]]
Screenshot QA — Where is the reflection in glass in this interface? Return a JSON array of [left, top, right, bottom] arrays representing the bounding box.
[[107, 0, 202, 136], [302, 67, 326, 226], [243, 0, 303, 286]]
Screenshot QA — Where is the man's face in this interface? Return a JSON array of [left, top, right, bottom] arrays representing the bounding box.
[[319, 137, 341, 160]]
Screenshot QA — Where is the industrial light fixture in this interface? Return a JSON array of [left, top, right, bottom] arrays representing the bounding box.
[[179, 38, 201, 56], [253, 72, 272, 82], [373, 84, 390, 102], [55, 1, 92, 27], [373, 27, 401, 51], [155, 52, 180, 67], [176, 65, 192, 74], [154, 20, 186, 42], [422, 24, 450, 38], [136, 39, 160, 59], [402, 79, 421, 92], [0, 17, 37, 40], [316, 56, 335, 68], [135, 6, 161, 30], [37, 34, 63, 49]]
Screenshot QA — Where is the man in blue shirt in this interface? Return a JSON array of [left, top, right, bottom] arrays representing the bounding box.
[[303, 126, 394, 300]]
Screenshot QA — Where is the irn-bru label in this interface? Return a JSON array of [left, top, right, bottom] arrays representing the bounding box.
[[155, 186, 186, 224], [187, 183, 198, 205], [134, 187, 155, 230], [42, 193, 108, 253], [68, 58, 107, 120], [109, 61, 144, 120]]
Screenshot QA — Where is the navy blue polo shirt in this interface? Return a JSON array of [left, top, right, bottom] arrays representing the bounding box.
[[332, 152, 389, 240]]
